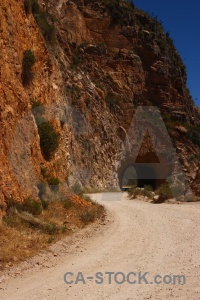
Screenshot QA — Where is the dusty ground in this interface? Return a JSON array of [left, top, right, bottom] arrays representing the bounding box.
[[0, 192, 200, 300]]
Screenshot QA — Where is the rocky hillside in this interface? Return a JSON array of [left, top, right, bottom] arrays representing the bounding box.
[[0, 0, 200, 217]]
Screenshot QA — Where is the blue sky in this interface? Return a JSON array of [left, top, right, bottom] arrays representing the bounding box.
[[133, 0, 200, 107]]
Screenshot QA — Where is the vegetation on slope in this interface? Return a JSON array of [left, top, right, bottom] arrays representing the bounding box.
[[0, 193, 104, 270]]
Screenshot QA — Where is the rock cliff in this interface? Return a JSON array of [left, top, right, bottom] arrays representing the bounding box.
[[0, 0, 200, 217]]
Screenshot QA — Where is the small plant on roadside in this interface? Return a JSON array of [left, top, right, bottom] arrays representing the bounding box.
[[144, 185, 153, 192], [16, 211, 66, 235], [81, 194, 93, 203], [128, 185, 153, 199], [184, 194, 195, 202], [127, 185, 137, 196], [156, 183, 173, 201], [71, 183, 84, 196], [79, 210, 96, 223], [79, 205, 104, 224]]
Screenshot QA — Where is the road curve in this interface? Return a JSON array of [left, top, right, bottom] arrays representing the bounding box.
[[0, 192, 200, 300]]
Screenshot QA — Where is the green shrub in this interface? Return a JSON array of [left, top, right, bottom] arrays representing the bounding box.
[[24, 0, 39, 14], [35, 11, 55, 45], [184, 194, 195, 202], [71, 183, 84, 196], [16, 211, 66, 235], [144, 185, 153, 192], [41, 167, 47, 177], [128, 185, 152, 199], [2, 211, 18, 227], [6, 197, 18, 210], [70, 55, 83, 69], [171, 184, 185, 199], [38, 121, 60, 161], [79, 205, 104, 224], [127, 185, 137, 196], [7, 197, 42, 215], [106, 92, 120, 111], [103, 0, 135, 26], [79, 210, 96, 223], [22, 49, 36, 85], [47, 176, 60, 192], [37, 182, 47, 199], [41, 198, 49, 210], [42, 222, 63, 235], [31, 99, 44, 110], [157, 38, 167, 53], [132, 98, 139, 108], [81, 194, 92, 203], [156, 183, 173, 200], [21, 197, 42, 215]]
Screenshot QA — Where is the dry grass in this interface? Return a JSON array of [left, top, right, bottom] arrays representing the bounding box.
[[78, 205, 104, 224], [0, 194, 104, 270], [0, 216, 50, 267]]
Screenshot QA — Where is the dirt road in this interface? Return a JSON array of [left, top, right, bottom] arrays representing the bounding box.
[[0, 193, 200, 300]]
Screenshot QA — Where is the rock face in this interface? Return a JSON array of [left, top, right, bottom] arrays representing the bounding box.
[[0, 0, 200, 214]]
